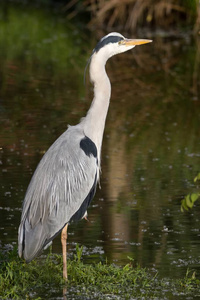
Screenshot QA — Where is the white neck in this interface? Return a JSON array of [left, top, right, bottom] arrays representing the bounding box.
[[80, 52, 111, 159]]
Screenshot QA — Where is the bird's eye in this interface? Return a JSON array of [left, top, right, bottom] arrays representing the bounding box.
[[118, 40, 126, 45]]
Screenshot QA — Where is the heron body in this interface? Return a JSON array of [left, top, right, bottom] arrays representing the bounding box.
[[18, 32, 152, 279]]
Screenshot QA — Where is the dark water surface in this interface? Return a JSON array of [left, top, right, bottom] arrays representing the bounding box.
[[0, 2, 200, 297]]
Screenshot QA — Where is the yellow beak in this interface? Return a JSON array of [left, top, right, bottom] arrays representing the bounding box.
[[120, 39, 152, 46]]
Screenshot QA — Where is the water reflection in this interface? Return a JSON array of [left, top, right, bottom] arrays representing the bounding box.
[[0, 2, 200, 295]]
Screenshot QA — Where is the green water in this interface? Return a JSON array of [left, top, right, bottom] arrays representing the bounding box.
[[0, 2, 200, 298]]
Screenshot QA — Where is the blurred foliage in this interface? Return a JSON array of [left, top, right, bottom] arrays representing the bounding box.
[[194, 172, 200, 182], [181, 173, 200, 212], [65, 0, 200, 32], [2, 0, 200, 32], [0, 2, 87, 74]]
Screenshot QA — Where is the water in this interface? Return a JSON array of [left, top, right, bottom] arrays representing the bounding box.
[[0, 0, 200, 295]]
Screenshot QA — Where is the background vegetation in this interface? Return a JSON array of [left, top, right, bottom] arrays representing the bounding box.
[[5, 0, 200, 33], [65, 0, 200, 33]]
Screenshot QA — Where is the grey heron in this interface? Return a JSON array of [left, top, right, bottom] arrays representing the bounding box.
[[18, 32, 152, 280]]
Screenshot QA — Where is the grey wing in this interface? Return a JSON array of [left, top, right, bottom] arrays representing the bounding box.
[[18, 126, 99, 262]]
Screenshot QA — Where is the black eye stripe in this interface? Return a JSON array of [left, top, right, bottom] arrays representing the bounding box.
[[94, 36, 124, 53]]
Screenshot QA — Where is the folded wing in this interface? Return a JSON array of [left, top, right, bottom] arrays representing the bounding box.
[[18, 126, 99, 262]]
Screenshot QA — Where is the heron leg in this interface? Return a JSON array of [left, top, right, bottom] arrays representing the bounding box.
[[61, 223, 68, 281]]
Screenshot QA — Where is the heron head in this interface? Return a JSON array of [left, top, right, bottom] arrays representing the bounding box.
[[93, 32, 152, 59], [85, 32, 152, 84]]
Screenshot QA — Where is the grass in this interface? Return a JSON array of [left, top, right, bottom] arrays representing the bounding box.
[[0, 245, 200, 299]]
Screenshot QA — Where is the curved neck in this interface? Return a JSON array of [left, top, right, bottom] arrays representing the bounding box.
[[81, 53, 111, 157]]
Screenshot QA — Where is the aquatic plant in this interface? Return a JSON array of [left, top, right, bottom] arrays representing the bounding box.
[[181, 173, 200, 212]]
